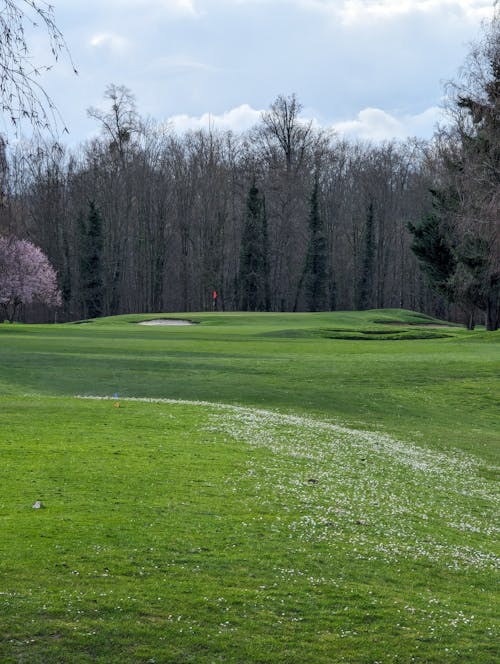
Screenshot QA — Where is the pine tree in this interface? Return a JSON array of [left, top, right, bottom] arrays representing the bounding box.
[[454, 26, 500, 330], [305, 177, 328, 312], [356, 200, 375, 310], [409, 14, 500, 329], [80, 200, 104, 319], [262, 195, 271, 312], [239, 183, 266, 311], [407, 207, 456, 302]]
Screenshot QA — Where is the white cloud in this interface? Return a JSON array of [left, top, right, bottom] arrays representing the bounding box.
[[147, 55, 218, 73], [89, 33, 130, 53], [290, 0, 494, 24], [332, 106, 443, 140], [165, 103, 442, 140], [37, 0, 489, 144], [160, 0, 200, 15], [96, 0, 200, 14], [167, 104, 263, 132], [175, 0, 198, 13]]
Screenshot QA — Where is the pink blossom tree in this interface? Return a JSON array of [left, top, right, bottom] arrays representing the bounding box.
[[0, 236, 62, 322]]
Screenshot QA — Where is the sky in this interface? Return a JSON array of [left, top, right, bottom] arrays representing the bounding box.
[[11, 0, 498, 144]]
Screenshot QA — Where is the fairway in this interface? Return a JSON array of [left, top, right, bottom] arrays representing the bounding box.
[[0, 310, 498, 663]]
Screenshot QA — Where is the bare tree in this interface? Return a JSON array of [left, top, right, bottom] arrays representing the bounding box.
[[261, 93, 314, 173], [0, 0, 75, 137], [87, 84, 142, 164], [0, 134, 7, 204], [1, 92, 460, 323]]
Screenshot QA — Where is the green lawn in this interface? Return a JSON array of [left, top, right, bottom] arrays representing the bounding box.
[[0, 310, 498, 662]]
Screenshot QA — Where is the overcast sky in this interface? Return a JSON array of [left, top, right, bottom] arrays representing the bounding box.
[[15, 0, 497, 144]]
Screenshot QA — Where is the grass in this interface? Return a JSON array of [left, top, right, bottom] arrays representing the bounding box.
[[0, 309, 498, 662], [0, 309, 497, 463]]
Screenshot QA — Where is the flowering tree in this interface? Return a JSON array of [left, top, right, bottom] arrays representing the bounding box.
[[0, 236, 62, 321]]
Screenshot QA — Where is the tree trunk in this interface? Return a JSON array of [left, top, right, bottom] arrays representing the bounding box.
[[465, 308, 475, 330], [486, 296, 499, 331]]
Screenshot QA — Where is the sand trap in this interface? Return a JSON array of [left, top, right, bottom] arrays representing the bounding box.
[[138, 319, 195, 326]]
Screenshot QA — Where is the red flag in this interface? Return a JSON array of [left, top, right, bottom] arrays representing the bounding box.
[[213, 290, 217, 300]]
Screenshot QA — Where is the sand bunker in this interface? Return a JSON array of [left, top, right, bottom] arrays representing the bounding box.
[[138, 319, 195, 326]]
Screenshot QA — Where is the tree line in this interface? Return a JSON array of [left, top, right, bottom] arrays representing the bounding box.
[[0, 96, 438, 320], [0, 14, 498, 328]]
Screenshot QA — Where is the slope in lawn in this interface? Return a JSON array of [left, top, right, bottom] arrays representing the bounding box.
[[0, 396, 498, 663], [0, 309, 498, 465]]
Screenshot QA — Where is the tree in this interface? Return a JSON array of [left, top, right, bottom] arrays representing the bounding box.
[[239, 182, 267, 311], [408, 186, 458, 282], [0, 98, 460, 323], [0, 235, 61, 321], [261, 194, 271, 311], [79, 200, 104, 319], [261, 93, 313, 173], [452, 11, 500, 330], [304, 176, 328, 311], [0, 0, 75, 137], [0, 134, 7, 205], [256, 94, 331, 310], [409, 12, 500, 329], [356, 200, 376, 310], [87, 85, 141, 163]]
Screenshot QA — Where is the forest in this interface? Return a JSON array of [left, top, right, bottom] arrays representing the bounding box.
[[0, 16, 498, 329]]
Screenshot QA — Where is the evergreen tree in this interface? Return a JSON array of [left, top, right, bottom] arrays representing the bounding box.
[[356, 200, 375, 310], [408, 189, 478, 329], [409, 14, 499, 329], [305, 177, 328, 311], [262, 195, 271, 312], [80, 200, 104, 319], [407, 187, 458, 302], [239, 182, 266, 311], [454, 25, 500, 330]]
